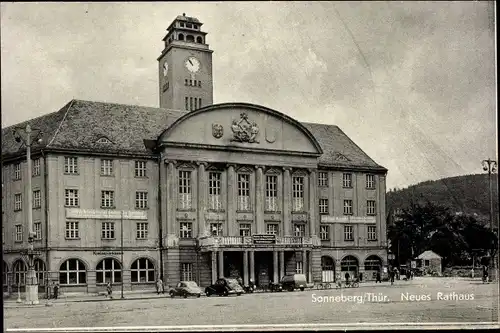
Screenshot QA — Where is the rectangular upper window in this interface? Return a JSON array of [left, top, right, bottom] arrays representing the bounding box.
[[178, 170, 192, 209], [64, 157, 78, 174], [319, 198, 329, 214], [15, 224, 23, 242], [344, 225, 353, 241], [33, 190, 41, 209], [65, 221, 79, 239], [134, 161, 147, 177], [342, 173, 352, 188], [65, 189, 79, 207], [320, 225, 329, 240], [101, 190, 114, 208], [136, 222, 148, 240], [366, 174, 376, 189], [292, 176, 304, 212], [32, 158, 41, 177], [179, 222, 192, 238], [135, 191, 148, 209], [367, 200, 376, 215], [367, 225, 377, 241], [101, 159, 113, 176], [14, 193, 22, 211], [318, 172, 328, 187], [343, 199, 353, 215], [208, 172, 222, 211], [265, 175, 278, 212], [101, 222, 115, 239], [237, 173, 250, 211], [14, 163, 21, 180]]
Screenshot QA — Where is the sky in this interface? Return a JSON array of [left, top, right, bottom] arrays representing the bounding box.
[[1, 1, 497, 190]]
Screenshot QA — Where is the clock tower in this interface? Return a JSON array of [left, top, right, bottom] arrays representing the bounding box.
[[158, 14, 214, 111]]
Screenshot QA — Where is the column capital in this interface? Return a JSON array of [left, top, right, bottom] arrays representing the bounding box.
[[226, 163, 237, 170], [254, 165, 265, 170], [164, 159, 178, 166], [308, 168, 318, 174], [195, 161, 208, 167], [282, 167, 292, 172]]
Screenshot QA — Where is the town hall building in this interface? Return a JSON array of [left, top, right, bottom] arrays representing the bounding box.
[[2, 14, 388, 295]]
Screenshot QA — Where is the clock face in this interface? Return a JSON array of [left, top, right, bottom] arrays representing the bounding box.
[[163, 62, 169, 77], [185, 56, 200, 73]]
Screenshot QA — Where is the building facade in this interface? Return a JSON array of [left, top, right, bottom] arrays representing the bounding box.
[[2, 14, 388, 296]]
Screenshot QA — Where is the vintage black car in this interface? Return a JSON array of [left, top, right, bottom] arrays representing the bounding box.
[[169, 281, 202, 298], [205, 278, 244, 297]]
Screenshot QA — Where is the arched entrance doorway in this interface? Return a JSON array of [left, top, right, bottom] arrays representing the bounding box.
[[364, 255, 382, 281], [340, 255, 359, 281], [321, 256, 335, 282]]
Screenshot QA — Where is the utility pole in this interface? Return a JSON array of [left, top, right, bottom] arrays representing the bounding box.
[[121, 210, 125, 299], [13, 124, 42, 304], [482, 158, 497, 282]]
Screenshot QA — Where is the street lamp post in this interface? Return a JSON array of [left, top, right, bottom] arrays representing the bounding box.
[[13, 124, 42, 305], [482, 158, 497, 282]]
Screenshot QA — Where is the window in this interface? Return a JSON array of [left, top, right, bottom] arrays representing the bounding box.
[[367, 200, 376, 215], [34, 222, 42, 240], [65, 221, 79, 239], [265, 175, 278, 212], [3, 262, 7, 287], [344, 225, 353, 241], [34, 259, 46, 286], [424, 260, 430, 267], [32, 158, 41, 177], [320, 225, 329, 240], [136, 222, 148, 239], [59, 259, 87, 285], [342, 173, 352, 188], [318, 172, 328, 187], [14, 193, 22, 211], [210, 223, 223, 236], [181, 263, 193, 281], [101, 159, 113, 176], [239, 223, 251, 237], [13, 260, 27, 285], [96, 258, 122, 284], [65, 189, 79, 207], [367, 225, 377, 241], [343, 199, 353, 215], [178, 170, 192, 209], [64, 157, 78, 174], [185, 79, 188, 86], [101, 222, 115, 239], [185, 97, 188, 110], [366, 174, 375, 189], [179, 222, 192, 238], [319, 198, 329, 214], [101, 190, 114, 208], [189, 97, 193, 111], [296, 261, 303, 274], [292, 176, 304, 212], [135, 191, 148, 209], [135, 161, 147, 177], [208, 172, 222, 210], [266, 223, 278, 235], [237, 173, 250, 211], [294, 224, 306, 237], [131, 258, 155, 283], [194, 97, 198, 110], [198, 98, 202, 108], [33, 190, 41, 208], [15, 225, 22, 242], [14, 163, 21, 180]]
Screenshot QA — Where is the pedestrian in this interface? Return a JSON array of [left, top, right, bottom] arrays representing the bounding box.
[[390, 269, 395, 285], [53, 282, 59, 299], [376, 271, 381, 283], [106, 281, 113, 299], [156, 278, 164, 295], [344, 272, 350, 285], [359, 272, 363, 282]]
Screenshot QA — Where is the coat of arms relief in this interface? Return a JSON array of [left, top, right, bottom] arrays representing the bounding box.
[[230, 113, 259, 143]]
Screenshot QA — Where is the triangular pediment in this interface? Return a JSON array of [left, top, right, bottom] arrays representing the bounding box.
[[236, 166, 253, 173], [206, 164, 224, 172], [334, 152, 350, 162], [292, 169, 308, 176], [176, 162, 196, 170], [265, 167, 282, 175]]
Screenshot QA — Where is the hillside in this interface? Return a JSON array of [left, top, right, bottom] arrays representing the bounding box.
[[386, 174, 499, 222]]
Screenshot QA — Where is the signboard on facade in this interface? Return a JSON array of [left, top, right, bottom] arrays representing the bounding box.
[[93, 251, 123, 256], [66, 208, 147, 220], [320, 215, 376, 223], [411, 260, 417, 269], [252, 234, 276, 244], [291, 213, 308, 222]]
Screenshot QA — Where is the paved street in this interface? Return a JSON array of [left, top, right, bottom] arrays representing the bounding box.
[[4, 278, 499, 330]]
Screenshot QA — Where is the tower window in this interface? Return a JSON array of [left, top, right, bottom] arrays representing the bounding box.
[[185, 97, 189, 111], [178, 33, 184, 41], [199, 98, 202, 108], [198, 80, 201, 87], [185, 79, 188, 86], [186, 23, 192, 28], [186, 35, 194, 42], [180, 22, 185, 27], [194, 97, 198, 110], [194, 24, 198, 29], [196, 36, 203, 43], [189, 97, 193, 111]]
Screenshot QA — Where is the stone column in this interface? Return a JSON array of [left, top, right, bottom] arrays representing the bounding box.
[[302, 249, 307, 281], [308, 169, 317, 237], [211, 251, 217, 284], [255, 166, 264, 234], [243, 251, 249, 286], [227, 164, 236, 236], [273, 251, 279, 283], [308, 250, 313, 283], [160, 159, 168, 237], [218, 250, 224, 278], [279, 250, 285, 280], [197, 162, 207, 237], [283, 168, 292, 237], [166, 161, 177, 238], [249, 250, 255, 282]]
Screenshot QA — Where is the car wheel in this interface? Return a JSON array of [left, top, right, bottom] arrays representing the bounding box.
[[288, 286, 294, 292], [169, 291, 175, 298], [223, 290, 229, 297], [300, 287, 305, 291], [183, 292, 188, 298], [237, 292, 241, 296], [197, 294, 201, 298]]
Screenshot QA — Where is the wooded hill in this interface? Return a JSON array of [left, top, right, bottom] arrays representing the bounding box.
[[386, 174, 499, 223]]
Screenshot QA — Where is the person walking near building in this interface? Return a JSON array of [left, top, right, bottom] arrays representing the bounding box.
[[106, 281, 113, 299], [376, 270, 382, 283], [390, 268, 395, 285], [53, 282, 59, 299], [344, 272, 350, 286], [156, 278, 164, 295]]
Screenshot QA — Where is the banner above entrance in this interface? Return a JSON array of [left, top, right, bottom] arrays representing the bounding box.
[[252, 234, 276, 244], [320, 215, 376, 224], [65, 208, 148, 220]]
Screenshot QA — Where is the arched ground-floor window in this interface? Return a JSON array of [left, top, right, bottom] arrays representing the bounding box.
[[341, 255, 359, 280], [364, 255, 382, 280], [96, 258, 122, 284], [131, 258, 155, 283], [34, 259, 46, 286], [321, 256, 335, 282], [59, 259, 87, 285], [3, 261, 8, 290], [13, 260, 27, 286]]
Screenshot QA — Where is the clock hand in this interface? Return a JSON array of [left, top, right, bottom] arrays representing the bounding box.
[[188, 59, 193, 66]]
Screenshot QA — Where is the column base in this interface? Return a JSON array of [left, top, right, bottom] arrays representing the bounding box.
[[24, 284, 40, 305]]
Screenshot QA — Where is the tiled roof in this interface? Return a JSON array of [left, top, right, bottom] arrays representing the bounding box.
[[1, 100, 387, 172], [417, 250, 442, 260]]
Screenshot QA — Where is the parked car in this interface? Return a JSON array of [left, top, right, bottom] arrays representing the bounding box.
[[169, 281, 202, 298], [205, 278, 244, 297], [281, 274, 308, 291]]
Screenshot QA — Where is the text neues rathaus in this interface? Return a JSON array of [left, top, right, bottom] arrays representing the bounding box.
[[2, 14, 388, 295]]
